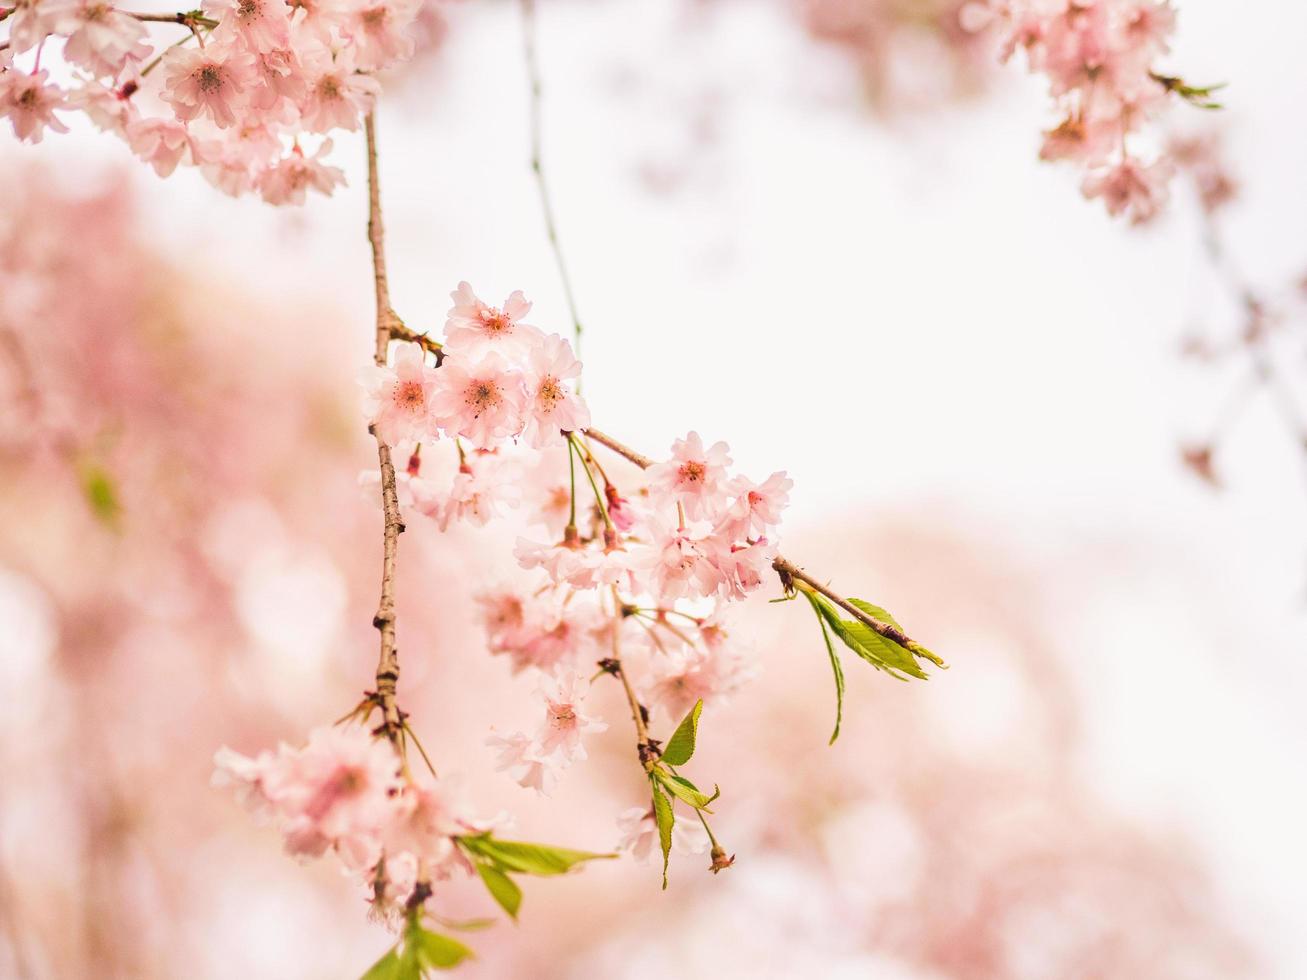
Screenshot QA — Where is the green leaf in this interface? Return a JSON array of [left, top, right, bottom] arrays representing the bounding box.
[[651, 779, 674, 890], [80, 464, 120, 527], [661, 699, 703, 766], [475, 861, 522, 920], [846, 598, 901, 629], [805, 590, 844, 745], [655, 770, 717, 811], [848, 599, 947, 669], [810, 593, 927, 680], [359, 946, 404, 980], [408, 926, 474, 971], [459, 835, 615, 876]]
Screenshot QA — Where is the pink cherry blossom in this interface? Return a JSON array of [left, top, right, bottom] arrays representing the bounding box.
[[66, 79, 138, 133], [964, 0, 1185, 221], [125, 117, 206, 177], [569, 544, 635, 592], [5, 0, 74, 53], [285, 0, 344, 42], [647, 643, 750, 720], [160, 43, 257, 129], [432, 456, 522, 531], [360, 340, 440, 447], [212, 744, 278, 820], [200, 120, 282, 195], [1038, 115, 1119, 165], [479, 588, 597, 675], [271, 725, 402, 869], [522, 333, 591, 448], [1081, 157, 1173, 225], [337, 0, 419, 71], [632, 518, 724, 602], [714, 536, 777, 601], [536, 673, 607, 762], [204, 0, 293, 52], [604, 483, 637, 532], [722, 471, 793, 538], [0, 69, 70, 143], [62, 0, 151, 77], [213, 725, 403, 872], [258, 140, 346, 205], [477, 588, 530, 652], [486, 730, 559, 795], [428, 352, 527, 447], [249, 47, 308, 113], [534, 482, 574, 536], [647, 431, 733, 520], [513, 534, 586, 585], [443, 282, 542, 360], [383, 779, 484, 881], [298, 49, 379, 132]]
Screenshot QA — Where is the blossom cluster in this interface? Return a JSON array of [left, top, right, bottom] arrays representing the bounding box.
[[213, 724, 489, 919], [361, 283, 788, 800], [0, 0, 422, 203], [960, 0, 1192, 223]]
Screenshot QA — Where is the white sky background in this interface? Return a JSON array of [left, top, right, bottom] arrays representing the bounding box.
[[11, 0, 1307, 973]]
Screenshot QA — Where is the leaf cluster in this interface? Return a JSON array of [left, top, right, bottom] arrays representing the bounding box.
[[801, 589, 943, 744]]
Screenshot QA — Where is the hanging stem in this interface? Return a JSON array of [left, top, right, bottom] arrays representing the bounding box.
[[365, 112, 407, 749], [519, 0, 585, 360]]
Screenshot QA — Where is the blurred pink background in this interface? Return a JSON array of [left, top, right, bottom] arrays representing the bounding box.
[[2, 0, 1306, 977]]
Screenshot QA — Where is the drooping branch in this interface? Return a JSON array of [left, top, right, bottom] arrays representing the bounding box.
[[364, 111, 406, 747], [519, 0, 585, 356], [121, 10, 219, 26]]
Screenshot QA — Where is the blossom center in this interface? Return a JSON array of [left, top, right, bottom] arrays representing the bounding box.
[[479, 310, 510, 335], [395, 380, 424, 411], [196, 65, 224, 93], [550, 705, 576, 728], [536, 376, 563, 411], [465, 380, 501, 415], [304, 765, 365, 820], [679, 460, 706, 485]]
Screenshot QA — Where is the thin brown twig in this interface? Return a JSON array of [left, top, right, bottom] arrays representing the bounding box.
[[519, 0, 585, 359], [364, 112, 407, 749], [582, 427, 654, 470], [390, 322, 444, 362], [602, 590, 658, 768], [121, 10, 218, 26]]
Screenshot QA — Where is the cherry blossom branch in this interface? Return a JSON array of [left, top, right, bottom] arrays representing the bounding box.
[[365, 111, 407, 749], [600, 637, 657, 769], [389, 322, 444, 363], [582, 427, 653, 469], [519, 0, 584, 355], [580, 427, 925, 650], [122, 10, 219, 28]]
